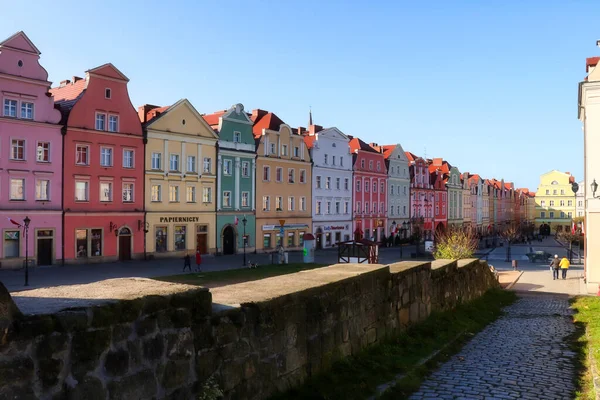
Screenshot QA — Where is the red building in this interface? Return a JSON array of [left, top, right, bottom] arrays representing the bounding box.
[[349, 137, 387, 242], [407, 152, 434, 240], [51, 64, 144, 263], [428, 158, 448, 235]]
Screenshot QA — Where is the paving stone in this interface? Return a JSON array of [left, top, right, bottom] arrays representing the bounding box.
[[409, 295, 576, 399]]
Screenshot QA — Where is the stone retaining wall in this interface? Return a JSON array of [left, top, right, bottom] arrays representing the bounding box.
[[0, 259, 498, 400]]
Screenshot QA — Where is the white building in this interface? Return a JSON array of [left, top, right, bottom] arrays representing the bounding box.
[[576, 180, 585, 217], [578, 54, 600, 293], [305, 126, 353, 249]]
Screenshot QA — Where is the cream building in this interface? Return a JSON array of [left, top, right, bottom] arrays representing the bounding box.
[[534, 170, 576, 233], [139, 99, 218, 257], [579, 55, 600, 293]]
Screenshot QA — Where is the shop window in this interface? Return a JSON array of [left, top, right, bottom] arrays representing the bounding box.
[[299, 232, 304, 246], [76, 229, 88, 257], [174, 226, 186, 250], [263, 233, 272, 249], [288, 232, 294, 247], [91, 229, 102, 256], [3, 231, 20, 258], [155, 227, 167, 252]]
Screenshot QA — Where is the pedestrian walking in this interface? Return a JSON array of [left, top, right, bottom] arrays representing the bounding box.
[[195, 249, 202, 272], [183, 253, 192, 272], [559, 256, 570, 280], [550, 255, 560, 280]]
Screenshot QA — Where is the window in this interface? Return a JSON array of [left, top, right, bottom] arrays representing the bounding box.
[[293, 146, 300, 157], [380, 202, 384, 213], [170, 154, 180, 171], [263, 196, 270, 211], [288, 232, 295, 247], [276, 167, 283, 182], [541, 211, 546, 218], [276, 196, 283, 210], [316, 201, 322, 214], [151, 185, 161, 202], [361, 159, 365, 169], [365, 202, 369, 213], [36, 179, 50, 200], [3, 230, 19, 258], [301, 197, 306, 211], [332, 155, 336, 165], [4, 99, 17, 117], [356, 201, 361, 213], [174, 226, 186, 251], [169, 185, 180, 202], [561, 190, 565, 195], [223, 191, 231, 207], [95, 113, 106, 130], [541, 200, 546, 207], [242, 161, 250, 177], [186, 186, 196, 203], [288, 169, 295, 183], [373, 181, 378, 192], [373, 203, 377, 213], [553, 190, 557, 195], [37, 142, 50, 162], [242, 191, 249, 207], [568, 212, 573, 218], [123, 150, 134, 168], [108, 115, 119, 132], [288, 196, 295, 211], [380, 182, 384, 193], [340, 157, 344, 167], [326, 177, 331, 189], [187, 156, 196, 173], [568, 200, 573, 206], [549, 211, 554, 218], [336, 178, 341, 190], [344, 178, 349, 190], [299, 232, 305, 246], [270, 143, 276, 154], [403, 186, 407, 195], [21, 102, 33, 119], [365, 181, 370, 193], [123, 183, 134, 202], [316, 176, 322, 189], [324, 154, 328, 164], [263, 166, 271, 181], [549, 200, 555, 207], [344, 201, 349, 214], [203, 157, 211, 173], [223, 159, 232, 175], [151, 153, 161, 170], [10, 178, 25, 200], [377, 161, 381, 171], [202, 187, 212, 203], [391, 184, 394, 194], [356, 180, 361, 192], [560, 200, 565, 207], [11, 139, 25, 160], [100, 147, 113, 167], [263, 234, 272, 249], [335, 201, 340, 214], [100, 182, 113, 202], [300, 170, 306, 183], [75, 181, 89, 201], [390, 206, 394, 216], [76, 229, 88, 258], [233, 131, 241, 142], [105, 88, 112, 99], [560, 211, 565, 218], [155, 227, 167, 252], [369, 161, 373, 170]]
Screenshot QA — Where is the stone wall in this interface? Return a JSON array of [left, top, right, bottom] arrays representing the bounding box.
[[0, 259, 498, 400]]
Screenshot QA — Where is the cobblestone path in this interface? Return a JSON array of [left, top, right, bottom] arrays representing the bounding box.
[[409, 294, 577, 400]]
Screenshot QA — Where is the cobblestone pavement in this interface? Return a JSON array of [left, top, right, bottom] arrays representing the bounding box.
[[409, 294, 577, 400]]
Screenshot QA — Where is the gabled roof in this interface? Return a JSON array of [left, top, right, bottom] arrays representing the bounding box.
[[587, 57, 600, 72], [349, 137, 379, 153], [0, 31, 41, 55], [405, 151, 419, 162], [202, 110, 226, 127], [50, 78, 88, 122], [380, 145, 397, 159], [86, 63, 129, 82], [304, 134, 317, 149], [142, 99, 218, 139], [252, 111, 287, 138]]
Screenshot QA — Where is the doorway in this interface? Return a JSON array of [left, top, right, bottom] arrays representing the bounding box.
[[118, 227, 132, 261], [37, 238, 53, 266], [315, 228, 323, 250], [197, 234, 207, 254], [223, 226, 235, 255]]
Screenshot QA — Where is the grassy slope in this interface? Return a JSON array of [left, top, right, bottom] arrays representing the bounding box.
[[571, 296, 600, 400]]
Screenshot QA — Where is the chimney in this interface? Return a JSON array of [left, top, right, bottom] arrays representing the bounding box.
[[60, 79, 71, 87], [251, 109, 268, 121], [297, 127, 304, 136], [137, 104, 160, 123], [433, 158, 443, 166], [308, 124, 323, 135], [72, 76, 83, 83]]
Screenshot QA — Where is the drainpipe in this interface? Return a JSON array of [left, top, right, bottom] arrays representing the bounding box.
[[61, 125, 66, 266]]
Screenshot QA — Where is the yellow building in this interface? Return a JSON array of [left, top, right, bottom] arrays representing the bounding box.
[[140, 99, 218, 257], [534, 170, 576, 233], [251, 109, 312, 252]]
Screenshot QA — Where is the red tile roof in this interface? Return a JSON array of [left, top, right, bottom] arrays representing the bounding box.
[[303, 134, 317, 149], [587, 57, 600, 71], [349, 137, 379, 153], [405, 151, 419, 162], [252, 111, 287, 138], [378, 145, 396, 159], [50, 78, 87, 102], [202, 110, 226, 127]]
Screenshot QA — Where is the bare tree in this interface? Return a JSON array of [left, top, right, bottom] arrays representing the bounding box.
[[500, 225, 520, 262], [558, 231, 582, 263]]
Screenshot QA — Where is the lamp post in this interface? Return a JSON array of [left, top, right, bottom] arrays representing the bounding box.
[[23, 216, 31, 286], [391, 220, 396, 249], [242, 215, 247, 266], [591, 179, 599, 198]]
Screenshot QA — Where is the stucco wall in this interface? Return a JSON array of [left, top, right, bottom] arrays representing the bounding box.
[[0, 259, 498, 399]]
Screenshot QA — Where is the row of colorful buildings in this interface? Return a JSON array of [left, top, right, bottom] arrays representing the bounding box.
[[0, 31, 535, 267]]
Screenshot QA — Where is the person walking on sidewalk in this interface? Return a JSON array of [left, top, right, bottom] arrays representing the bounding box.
[[559, 256, 570, 280], [183, 253, 192, 272], [550, 255, 560, 280], [195, 249, 202, 272]]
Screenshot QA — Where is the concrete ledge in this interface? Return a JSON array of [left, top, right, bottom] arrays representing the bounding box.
[[457, 258, 480, 269], [431, 259, 458, 275], [388, 261, 431, 274]]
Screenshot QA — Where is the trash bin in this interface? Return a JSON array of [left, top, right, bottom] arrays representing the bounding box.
[[512, 260, 518, 270], [284, 252, 289, 264]]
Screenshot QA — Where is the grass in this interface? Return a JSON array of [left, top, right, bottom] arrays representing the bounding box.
[[570, 296, 600, 400], [154, 262, 328, 288], [270, 289, 517, 400]]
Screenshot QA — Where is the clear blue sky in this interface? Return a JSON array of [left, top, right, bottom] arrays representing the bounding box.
[[2, 0, 596, 191]]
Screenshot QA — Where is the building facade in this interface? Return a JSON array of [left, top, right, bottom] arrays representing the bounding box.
[[429, 165, 447, 236], [482, 179, 490, 234], [407, 153, 434, 240], [252, 110, 312, 252], [462, 173, 472, 230], [204, 104, 256, 256], [576, 180, 585, 217], [305, 126, 352, 248], [350, 138, 387, 242], [140, 99, 218, 257], [534, 170, 576, 233], [52, 64, 144, 263], [0, 31, 63, 268]]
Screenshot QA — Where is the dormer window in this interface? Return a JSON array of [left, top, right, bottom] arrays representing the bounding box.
[[105, 88, 112, 99], [233, 131, 241, 143]]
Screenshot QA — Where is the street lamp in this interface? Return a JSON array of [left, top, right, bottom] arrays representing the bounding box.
[[242, 215, 248, 266], [23, 216, 30, 286], [591, 179, 599, 198]]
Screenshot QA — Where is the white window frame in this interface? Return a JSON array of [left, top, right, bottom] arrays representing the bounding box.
[[263, 195, 271, 211], [187, 155, 196, 173], [202, 187, 212, 203], [123, 149, 134, 169], [170, 154, 180, 172], [10, 139, 25, 160], [10, 178, 25, 200], [20, 101, 34, 119], [95, 112, 106, 131], [99, 181, 113, 202], [151, 153, 162, 170], [242, 161, 250, 177], [186, 186, 196, 203], [108, 114, 119, 132], [263, 166, 271, 181], [100, 147, 113, 167], [281, 144, 288, 156], [35, 179, 50, 201], [301, 196, 306, 211], [203, 157, 211, 173], [276, 196, 283, 211], [242, 191, 249, 207], [169, 185, 180, 202], [316, 176, 322, 189], [300, 169, 306, 184], [36, 141, 50, 162], [75, 181, 89, 202], [233, 131, 241, 143], [4, 98, 17, 117], [288, 168, 295, 183], [288, 196, 295, 211], [122, 182, 134, 203], [151, 184, 162, 202], [276, 167, 283, 183], [223, 191, 232, 207], [223, 159, 233, 176]]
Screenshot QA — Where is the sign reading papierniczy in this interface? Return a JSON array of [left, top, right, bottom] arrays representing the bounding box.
[[159, 217, 201, 223]]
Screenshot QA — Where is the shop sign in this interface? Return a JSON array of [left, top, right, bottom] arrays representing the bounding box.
[[159, 216, 200, 223], [323, 225, 345, 231], [262, 223, 309, 231], [376, 219, 384, 227], [4, 231, 19, 240]]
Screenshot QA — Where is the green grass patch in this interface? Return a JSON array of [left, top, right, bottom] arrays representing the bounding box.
[[271, 289, 517, 400], [570, 296, 600, 400], [154, 263, 328, 287]]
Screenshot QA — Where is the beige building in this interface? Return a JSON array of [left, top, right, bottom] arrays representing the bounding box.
[[579, 55, 600, 293], [251, 110, 312, 252], [139, 99, 218, 257], [534, 170, 576, 233]]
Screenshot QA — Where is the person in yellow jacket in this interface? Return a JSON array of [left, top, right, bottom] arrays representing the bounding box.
[[559, 256, 570, 280]]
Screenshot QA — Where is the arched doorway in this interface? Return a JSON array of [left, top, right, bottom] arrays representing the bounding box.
[[315, 228, 323, 250], [118, 227, 132, 261], [222, 226, 235, 255]]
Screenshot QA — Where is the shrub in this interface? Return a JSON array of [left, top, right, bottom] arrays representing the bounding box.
[[433, 228, 477, 259]]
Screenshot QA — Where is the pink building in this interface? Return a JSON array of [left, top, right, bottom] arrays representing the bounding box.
[[407, 152, 434, 240], [0, 32, 63, 268], [51, 64, 144, 263]]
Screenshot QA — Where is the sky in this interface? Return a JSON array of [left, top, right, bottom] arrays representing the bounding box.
[[1, 0, 596, 191]]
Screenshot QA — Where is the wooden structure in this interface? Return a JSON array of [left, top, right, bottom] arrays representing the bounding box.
[[337, 239, 379, 264]]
